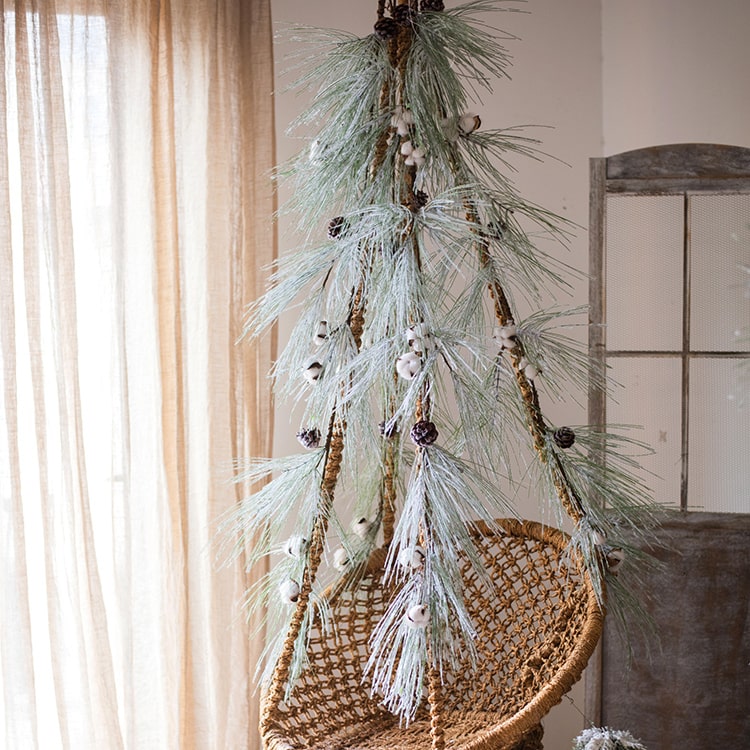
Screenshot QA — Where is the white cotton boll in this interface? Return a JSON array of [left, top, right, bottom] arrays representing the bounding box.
[[404, 604, 429, 628], [502, 338, 517, 351], [401, 110, 414, 126], [397, 545, 426, 570], [524, 363, 539, 381], [518, 357, 528, 370], [458, 112, 481, 134], [411, 147, 425, 159], [396, 119, 410, 136], [332, 547, 349, 570], [406, 323, 428, 341], [279, 579, 300, 604], [400, 140, 414, 156], [396, 351, 422, 380], [499, 322, 517, 339], [313, 320, 328, 346], [303, 361, 323, 383], [607, 548, 626, 573], [284, 535, 307, 559], [404, 156, 416, 166], [352, 517, 371, 539]]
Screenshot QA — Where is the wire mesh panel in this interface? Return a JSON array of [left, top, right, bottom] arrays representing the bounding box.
[[690, 194, 750, 353], [606, 358, 682, 509], [605, 194, 684, 352], [688, 358, 750, 513]]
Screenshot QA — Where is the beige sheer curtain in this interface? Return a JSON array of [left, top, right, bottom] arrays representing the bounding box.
[[0, 1, 275, 748]]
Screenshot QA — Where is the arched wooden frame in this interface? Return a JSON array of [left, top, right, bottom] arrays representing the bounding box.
[[586, 143, 750, 739]]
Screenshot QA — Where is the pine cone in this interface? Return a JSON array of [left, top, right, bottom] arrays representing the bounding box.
[[296, 427, 321, 449], [553, 426, 576, 449], [393, 5, 416, 24], [327, 216, 346, 239], [414, 189, 429, 209], [410, 420, 439, 446], [421, 0, 445, 12], [374, 17, 399, 39]]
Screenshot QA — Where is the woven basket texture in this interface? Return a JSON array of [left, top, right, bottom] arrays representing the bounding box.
[[262, 518, 603, 750]]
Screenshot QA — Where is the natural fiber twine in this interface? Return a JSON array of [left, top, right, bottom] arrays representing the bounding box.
[[261, 519, 603, 750]]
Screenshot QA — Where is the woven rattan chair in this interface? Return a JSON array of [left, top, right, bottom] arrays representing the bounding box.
[[261, 518, 604, 750]]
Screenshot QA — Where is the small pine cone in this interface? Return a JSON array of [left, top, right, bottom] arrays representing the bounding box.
[[327, 216, 346, 239], [379, 420, 399, 438], [296, 427, 321, 450], [410, 419, 439, 447], [421, 0, 445, 11], [414, 190, 429, 209], [553, 426, 576, 449], [374, 17, 399, 39], [393, 4, 416, 24]]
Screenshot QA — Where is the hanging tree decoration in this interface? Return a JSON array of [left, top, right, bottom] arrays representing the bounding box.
[[228, 0, 659, 738]]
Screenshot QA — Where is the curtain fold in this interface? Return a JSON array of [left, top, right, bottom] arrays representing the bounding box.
[[0, 1, 276, 748]]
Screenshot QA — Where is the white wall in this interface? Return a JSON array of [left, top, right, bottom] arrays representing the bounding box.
[[266, 0, 750, 747], [602, 0, 750, 153]]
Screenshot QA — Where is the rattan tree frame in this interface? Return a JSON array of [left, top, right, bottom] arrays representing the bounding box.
[[251, 3, 609, 749]]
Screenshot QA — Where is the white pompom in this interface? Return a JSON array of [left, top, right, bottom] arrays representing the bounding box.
[[279, 579, 300, 604], [400, 140, 414, 156], [458, 112, 481, 134], [332, 547, 349, 570], [352, 517, 371, 539], [397, 545, 426, 570], [404, 604, 429, 628], [303, 361, 323, 383], [284, 535, 307, 559], [313, 320, 328, 346], [396, 351, 422, 380]]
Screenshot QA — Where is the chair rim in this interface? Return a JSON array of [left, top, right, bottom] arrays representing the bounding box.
[[262, 518, 605, 750]]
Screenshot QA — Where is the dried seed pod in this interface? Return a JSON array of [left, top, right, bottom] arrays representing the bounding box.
[[410, 420, 439, 447], [553, 426, 576, 449], [327, 216, 346, 239], [393, 4, 416, 24], [296, 427, 321, 450], [373, 17, 398, 39]]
